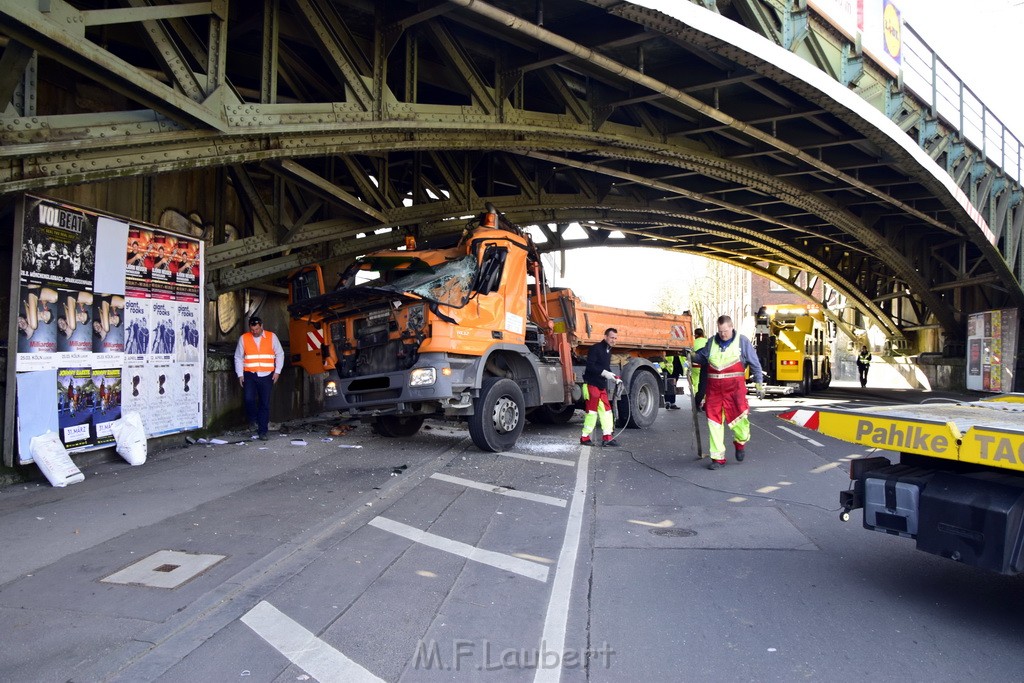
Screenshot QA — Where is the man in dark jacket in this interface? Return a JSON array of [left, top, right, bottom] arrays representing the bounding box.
[[580, 327, 622, 447], [857, 346, 871, 388], [659, 352, 685, 409]]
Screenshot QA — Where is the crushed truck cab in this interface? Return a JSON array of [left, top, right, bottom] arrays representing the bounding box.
[[780, 395, 1024, 574], [288, 205, 692, 452]]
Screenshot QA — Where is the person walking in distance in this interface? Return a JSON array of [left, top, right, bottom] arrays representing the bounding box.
[[234, 315, 284, 441], [580, 328, 622, 447], [660, 350, 685, 410], [857, 345, 871, 388], [690, 328, 708, 411], [691, 316, 764, 469]]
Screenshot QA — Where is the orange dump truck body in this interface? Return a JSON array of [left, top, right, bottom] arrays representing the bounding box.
[[531, 288, 693, 357]]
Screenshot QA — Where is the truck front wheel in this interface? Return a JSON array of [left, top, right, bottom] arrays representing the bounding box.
[[469, 377, 526, 452], [621, 371, 659, 429]]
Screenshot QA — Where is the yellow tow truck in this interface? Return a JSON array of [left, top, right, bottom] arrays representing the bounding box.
[[780, 395, 1024, 574]]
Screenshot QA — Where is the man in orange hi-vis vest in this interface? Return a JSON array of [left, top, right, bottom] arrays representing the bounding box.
[[234, 315, 284, 440]]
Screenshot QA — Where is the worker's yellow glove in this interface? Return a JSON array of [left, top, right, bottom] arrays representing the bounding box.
[[755, 383, 765, 400]]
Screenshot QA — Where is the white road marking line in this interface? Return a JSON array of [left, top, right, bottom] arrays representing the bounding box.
[[430, 472, 567, 507], [777, 425, 823, 446], [498, 451, 575, 467], [367, 516, 549, 582], [753, 422, 784, 440], [534, 446, 590, 683], [241, 601, 384, 683]]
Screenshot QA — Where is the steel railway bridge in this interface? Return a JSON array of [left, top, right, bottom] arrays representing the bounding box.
[[1, 0, 1022, 352]]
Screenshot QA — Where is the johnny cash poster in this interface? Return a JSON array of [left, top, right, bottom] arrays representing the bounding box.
[[91, 368, 121, 446], [57, 367, 94, 450]]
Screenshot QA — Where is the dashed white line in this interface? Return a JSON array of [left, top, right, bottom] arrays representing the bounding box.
[[241, 601, 384, 683], [777, 424, 824, 446], [498, 451, 576, 467], [430, 472, 567, 507], [534, 446, 590, 683], [367, 516, 550, 582]]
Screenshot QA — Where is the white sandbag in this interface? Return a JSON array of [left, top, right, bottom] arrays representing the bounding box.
[[29, 431, 85, 488], [110, 411, 148, 466]]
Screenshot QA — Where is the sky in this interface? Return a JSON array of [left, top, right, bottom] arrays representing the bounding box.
[[551, 0, 1023, 312], [899, 0, 1024, 137]]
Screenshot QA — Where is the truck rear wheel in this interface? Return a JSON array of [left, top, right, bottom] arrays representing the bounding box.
[[372, 415, 425, 438], [621, 371, 659, 429], [802, 364, 813, 396], [813, 361, 832, 390], [469, 377, 525, 452]]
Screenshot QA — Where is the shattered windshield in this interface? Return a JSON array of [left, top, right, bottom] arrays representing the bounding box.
[[344, 254, 478, 307]]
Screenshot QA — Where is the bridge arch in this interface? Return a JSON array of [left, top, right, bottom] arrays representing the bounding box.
[[1, 0, 1021, 351]]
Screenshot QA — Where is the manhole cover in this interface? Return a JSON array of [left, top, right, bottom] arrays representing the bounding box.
[[649, 528, 697, 538], [102, 550, 226, 589]]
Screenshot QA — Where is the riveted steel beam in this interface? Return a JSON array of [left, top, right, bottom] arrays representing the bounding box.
[[291, 0, 374, 112], [1, 0, 1021, 348], [0, 0, 227, 130]]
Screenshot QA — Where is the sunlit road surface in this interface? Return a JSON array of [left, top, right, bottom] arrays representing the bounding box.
[[2, 385, 1022, 682]]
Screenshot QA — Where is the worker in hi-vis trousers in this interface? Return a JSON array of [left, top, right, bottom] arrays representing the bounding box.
[[690, 328, 708, 411], [690, 315, 764, 469], [580, 327, 622, 447]]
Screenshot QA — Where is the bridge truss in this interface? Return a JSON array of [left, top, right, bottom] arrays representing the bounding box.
[[1, 0, 1021, 349]]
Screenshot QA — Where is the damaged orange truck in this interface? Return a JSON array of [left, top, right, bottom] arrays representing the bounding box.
[[287, 205, 693, 451]]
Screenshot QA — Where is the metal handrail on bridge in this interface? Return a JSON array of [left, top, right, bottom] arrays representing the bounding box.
[[901, 22, 1023, 185]]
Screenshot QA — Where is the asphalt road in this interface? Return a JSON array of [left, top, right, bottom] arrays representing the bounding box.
[[2, 384, 1023, 682]]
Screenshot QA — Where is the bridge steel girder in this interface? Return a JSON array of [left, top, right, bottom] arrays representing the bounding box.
[[0, 0, 1022, 349]]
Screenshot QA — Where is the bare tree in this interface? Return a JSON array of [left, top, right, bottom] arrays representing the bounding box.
[[653, 284, 687, 315]]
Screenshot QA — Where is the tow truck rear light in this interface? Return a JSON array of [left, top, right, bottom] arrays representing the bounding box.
[[781, 360, 799, 366]]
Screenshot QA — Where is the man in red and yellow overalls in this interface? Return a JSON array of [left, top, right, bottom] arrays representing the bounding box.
[[691, 315, 764, 469]]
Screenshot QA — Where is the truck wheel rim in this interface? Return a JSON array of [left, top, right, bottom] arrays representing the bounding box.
[[493, 396, 520, 433], [637, 384, 653, 414]]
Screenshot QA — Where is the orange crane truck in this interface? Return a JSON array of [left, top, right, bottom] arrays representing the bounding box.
[[287, 205, 693, 452]]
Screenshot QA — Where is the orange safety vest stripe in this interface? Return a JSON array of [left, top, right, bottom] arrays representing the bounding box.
[[242, 331, 277, 373]]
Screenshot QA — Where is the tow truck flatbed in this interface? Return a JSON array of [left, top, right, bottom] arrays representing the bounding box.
[[778, 394, 1024, 574], [779, 395, 1024, 473]]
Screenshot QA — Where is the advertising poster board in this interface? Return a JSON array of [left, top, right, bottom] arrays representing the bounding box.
[[966, 308, 1019, 393], [12, 195, 205, 464], [809, 0, 902, 76]]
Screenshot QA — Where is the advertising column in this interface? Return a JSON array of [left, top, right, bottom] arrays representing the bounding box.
[[966, 309, 1019, 393]]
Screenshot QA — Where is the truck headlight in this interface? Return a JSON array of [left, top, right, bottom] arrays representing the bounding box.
[[409, 367, 436, 387], [325, 380, 338, 397]]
